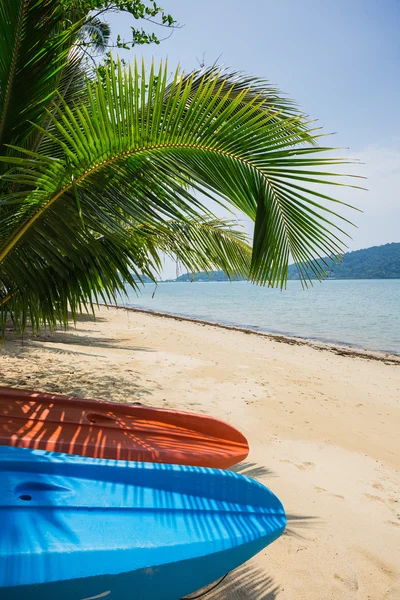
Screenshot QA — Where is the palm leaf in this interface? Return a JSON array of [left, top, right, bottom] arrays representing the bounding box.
[[0, 0, 85, 151], [0, 57, 361, 331], [0, 216, 252, 333], [175, 66, 317, 148], [78, 17, 111, 53], [135, 217, 252, 279]]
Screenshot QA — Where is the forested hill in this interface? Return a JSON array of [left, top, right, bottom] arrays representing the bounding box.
[[171, 243, 400, 281], [173, 271, 245, 282], [287, 243, 400, 280]]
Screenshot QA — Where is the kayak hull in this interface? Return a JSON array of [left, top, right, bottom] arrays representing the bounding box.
[[0, 386, 248, 468], [0, 446, 286, 600], [1, 539, 273, 600]]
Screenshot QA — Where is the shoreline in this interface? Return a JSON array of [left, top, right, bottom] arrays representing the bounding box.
[[107, 304, 400, 365]]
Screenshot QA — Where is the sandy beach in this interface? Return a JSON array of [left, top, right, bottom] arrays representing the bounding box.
[[0, 305, 399, 600]]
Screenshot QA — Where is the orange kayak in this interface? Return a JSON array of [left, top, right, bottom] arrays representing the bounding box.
[[0, 387, 248, 468]]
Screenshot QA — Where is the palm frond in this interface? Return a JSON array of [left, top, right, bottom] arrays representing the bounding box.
[[0, 0, 84, 151], [0, 215, 251, 333], [0, 57, 361, 331], [175, 65, 317, 147], [78, 17, 111, 53], [139, 218, 251, 278]]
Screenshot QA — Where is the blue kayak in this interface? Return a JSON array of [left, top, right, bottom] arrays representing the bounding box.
[[0, 446, 286, 599]]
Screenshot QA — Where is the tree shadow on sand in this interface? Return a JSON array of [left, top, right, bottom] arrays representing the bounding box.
[[231, 460, 318, 542], [30, 335, 154, 355], [187, 514, 318, 600], [198, 510, 318, 599], [0, 341, 155, 404], [221, 460, 319, 598], [230, 461, 275, 480], [285, 513, 319, 539], [184, 563, 280, 599], [4, 328, 154, 355], [0, 321, 157, 402], [73, 313, 108, 323]]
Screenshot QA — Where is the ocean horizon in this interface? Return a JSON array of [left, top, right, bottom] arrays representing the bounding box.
[[120, 279, 400, 355]]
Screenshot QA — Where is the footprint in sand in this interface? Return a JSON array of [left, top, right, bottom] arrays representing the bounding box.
[[279, 459, 315, 470], [334, 573, 359, 592], [383, 586, 400, 600], [372, 482, 384, 491], [356, 548, 397, 584], [296, 461, 315, 471], [365, 493, 385, 503], [385, 520, 400, 528], [314, 486, 344, 499]]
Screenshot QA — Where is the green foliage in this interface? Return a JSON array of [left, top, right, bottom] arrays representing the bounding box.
[[173, 271, 245, 283], [287, 243, 400, 280], [60, 1, 176, 49], [0, 0, 360, 335], [0, 0, 83, 152]]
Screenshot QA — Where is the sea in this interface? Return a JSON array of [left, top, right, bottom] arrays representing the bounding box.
[[120, 279, 400, 355]]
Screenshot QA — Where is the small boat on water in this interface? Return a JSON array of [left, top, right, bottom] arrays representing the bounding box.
[[0, 386, 248, 468], [0, 445, 286, 600]]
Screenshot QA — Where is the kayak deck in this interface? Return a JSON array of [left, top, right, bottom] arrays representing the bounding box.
[[0, 386, 248, 468], [0, 446, 286, 600]]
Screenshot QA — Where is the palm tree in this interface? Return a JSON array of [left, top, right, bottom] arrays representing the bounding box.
[[0, 0, 360, 334]]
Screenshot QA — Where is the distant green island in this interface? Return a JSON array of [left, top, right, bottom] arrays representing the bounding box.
[[168, 243, 400, 282]]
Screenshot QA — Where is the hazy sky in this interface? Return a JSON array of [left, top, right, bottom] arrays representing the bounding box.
[[106, 1, 399, 278]]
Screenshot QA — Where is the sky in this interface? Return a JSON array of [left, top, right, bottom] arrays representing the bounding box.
[[106, 0, 400, 278]]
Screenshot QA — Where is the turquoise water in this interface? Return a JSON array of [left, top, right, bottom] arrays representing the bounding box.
[[121, 280, 400, 354]]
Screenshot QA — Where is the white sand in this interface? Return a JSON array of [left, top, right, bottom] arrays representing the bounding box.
[[1, 306, 399, 599]]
